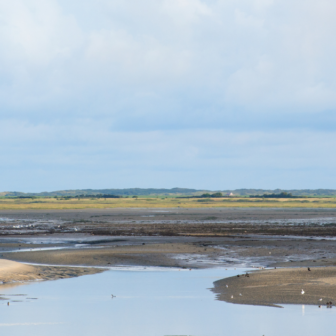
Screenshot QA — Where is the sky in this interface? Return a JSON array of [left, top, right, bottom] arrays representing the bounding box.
[[1, 0, 336, 192]]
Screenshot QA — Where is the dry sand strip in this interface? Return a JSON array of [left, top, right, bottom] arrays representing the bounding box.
[[212, 267, 336, 308], [0, 259, 103, 285]]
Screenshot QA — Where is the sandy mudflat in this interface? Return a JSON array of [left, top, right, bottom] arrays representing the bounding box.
[[2, 243, 219, 268], [212, 267, 336, 307], [0, 259, 103, 285], [3, 235, 336, 269]]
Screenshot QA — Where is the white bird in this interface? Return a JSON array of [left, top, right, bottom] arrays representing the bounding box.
[[319, 298, 322, 301], [301, 289, 305, 295], [231, 295, 233, 299], [239, 293, 242, 296], [226, 285, 228, 288]]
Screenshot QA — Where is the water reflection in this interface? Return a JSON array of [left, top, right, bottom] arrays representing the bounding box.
[[0, 268, 335, 336]]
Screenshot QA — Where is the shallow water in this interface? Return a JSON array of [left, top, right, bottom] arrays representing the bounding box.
[[0, 268, 335, 336]]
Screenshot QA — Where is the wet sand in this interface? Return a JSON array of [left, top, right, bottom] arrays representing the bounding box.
[[212, 267, 336, 307], [1, 243, 219, 268], [3, 234, 336, 269]]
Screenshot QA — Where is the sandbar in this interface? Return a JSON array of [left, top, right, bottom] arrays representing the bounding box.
[[212, 266, 336, 307], [0, 259, 103, 286]]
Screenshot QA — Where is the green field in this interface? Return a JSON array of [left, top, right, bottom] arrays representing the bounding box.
[[0, 197, 336, 210]]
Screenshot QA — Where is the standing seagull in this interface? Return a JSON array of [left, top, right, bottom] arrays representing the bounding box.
[[301, 289, 305, 295]]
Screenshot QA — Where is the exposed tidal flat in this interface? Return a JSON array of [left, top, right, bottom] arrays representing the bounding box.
[[2, 206, 336, 236], [1, 207, 336, 334]]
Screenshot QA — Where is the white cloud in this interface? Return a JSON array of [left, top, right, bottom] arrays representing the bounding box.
[[85, 29, 191, 82], [162, 0, 213, 25], [234, 9, 264, 29], [1, 0, 336, 112], [0, 0, 336, 189]]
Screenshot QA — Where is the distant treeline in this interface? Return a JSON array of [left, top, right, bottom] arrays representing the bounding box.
[[73, 194, 123, 199], [228, 189, 336, 197], [179, 193, 224, 198], [12, 194, 125, 199], [249, 192, 297, 198]]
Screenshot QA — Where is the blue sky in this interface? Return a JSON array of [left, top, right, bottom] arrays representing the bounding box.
[[1, 0, 336, 192]]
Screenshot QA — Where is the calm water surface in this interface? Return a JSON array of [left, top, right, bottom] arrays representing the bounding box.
[[0, 268, 334, 336]]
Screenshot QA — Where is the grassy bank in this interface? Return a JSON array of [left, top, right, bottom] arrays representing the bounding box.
[[0, 197, 336, 209]]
